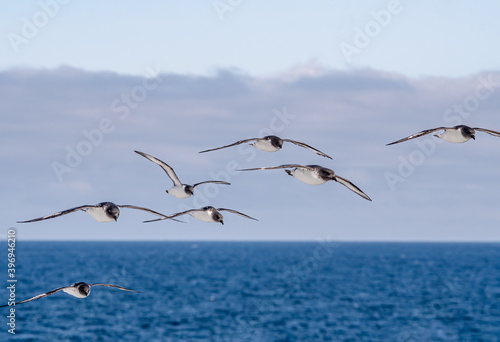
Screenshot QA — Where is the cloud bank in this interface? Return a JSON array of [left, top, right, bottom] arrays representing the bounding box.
[[2, 65, 500, 241]]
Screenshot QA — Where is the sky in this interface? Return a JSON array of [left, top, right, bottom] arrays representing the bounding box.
[[1, 1, 500, 241]]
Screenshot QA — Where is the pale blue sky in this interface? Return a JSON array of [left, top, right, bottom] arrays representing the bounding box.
[[1, 1, 500, 77], [1, 1, 500, 241]]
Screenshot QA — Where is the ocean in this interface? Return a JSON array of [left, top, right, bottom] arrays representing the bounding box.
[[2, 242, 500, 341]]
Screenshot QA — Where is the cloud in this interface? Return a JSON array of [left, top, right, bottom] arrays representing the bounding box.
[[2, 66, 500, 241], [287, 69, 414, 92]]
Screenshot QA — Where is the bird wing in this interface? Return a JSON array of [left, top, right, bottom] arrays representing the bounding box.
[[17, 205, 94, 223], [90, 284, 141, 293], [282, 139, 332, 159], [142, 209, 201, 223], [217, 208, 258, 221], [0, 286, 69, 307], [192, 180, 231, 188], [237, 164, 310, 172], [333, 175, 372, 201], [118, 205, 185, 223], [386, 127, 446, 146], [134, 150, 182, 186], [474, 128, 500, 137], [198, 138, 259, 153]]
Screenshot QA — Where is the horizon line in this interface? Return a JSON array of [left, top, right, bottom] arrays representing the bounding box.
[[3, 239, 500, 244]]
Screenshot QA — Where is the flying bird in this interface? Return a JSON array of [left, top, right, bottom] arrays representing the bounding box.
[[0, 282, 139, 307], [386, 125, 500, 146], [17, 202, 181, 223], [199, 135, 332, 159], [143, 206, 258, 224], [135, 150, 230, 198], [238, 164, 372, 201]]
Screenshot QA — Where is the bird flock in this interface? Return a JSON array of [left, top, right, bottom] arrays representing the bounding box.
[[6, 124, 500, 307]]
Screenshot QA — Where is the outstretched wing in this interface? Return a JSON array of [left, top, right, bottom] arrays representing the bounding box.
[[192, 180, 231, 188], [282, 139, 332, 159], [474, 128, 500, 138], [118, 205, 185, 223], [218, 208, 258, 221], [0, 286, 69, 307], [143, 209, 201, 223], [17, 205, 93, 223], [237, 164, 309, 172], [134, 150, 182, 186], [333, 175, 372, 201], [90, 284, 141, 293], [198, 138, 258, 153], [386, 127, 446, 146]]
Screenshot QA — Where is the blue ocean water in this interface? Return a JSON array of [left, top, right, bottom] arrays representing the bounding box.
[[2, 241, 500, 341]]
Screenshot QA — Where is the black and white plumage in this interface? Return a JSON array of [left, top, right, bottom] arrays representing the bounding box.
[[17, 202, 180, 223], [239, 164, 372, 201], [199, 135, 332, 159], [135, 150, 231, 198], [386, 125, 500, 145], [143, 206, 258, 225], [0, 282, 139, 307]]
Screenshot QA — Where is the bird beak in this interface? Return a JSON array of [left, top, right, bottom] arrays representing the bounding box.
[[220, 221, 224, 225], [472, 135, 476, 140]]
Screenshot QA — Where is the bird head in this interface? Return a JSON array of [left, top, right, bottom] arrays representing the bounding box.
[[465, 127, 475, 140], [213, 212, 224, 225], [317, 166, 336, 181], [74, 282, 91, 297], [265, 135, 283, 148], [459, 125, 475, 140], [184, 185, 194, 196], [106, 204, 120, 221]]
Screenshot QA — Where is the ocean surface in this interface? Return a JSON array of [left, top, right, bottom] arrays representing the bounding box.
[[2, 241, 500, 341]]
